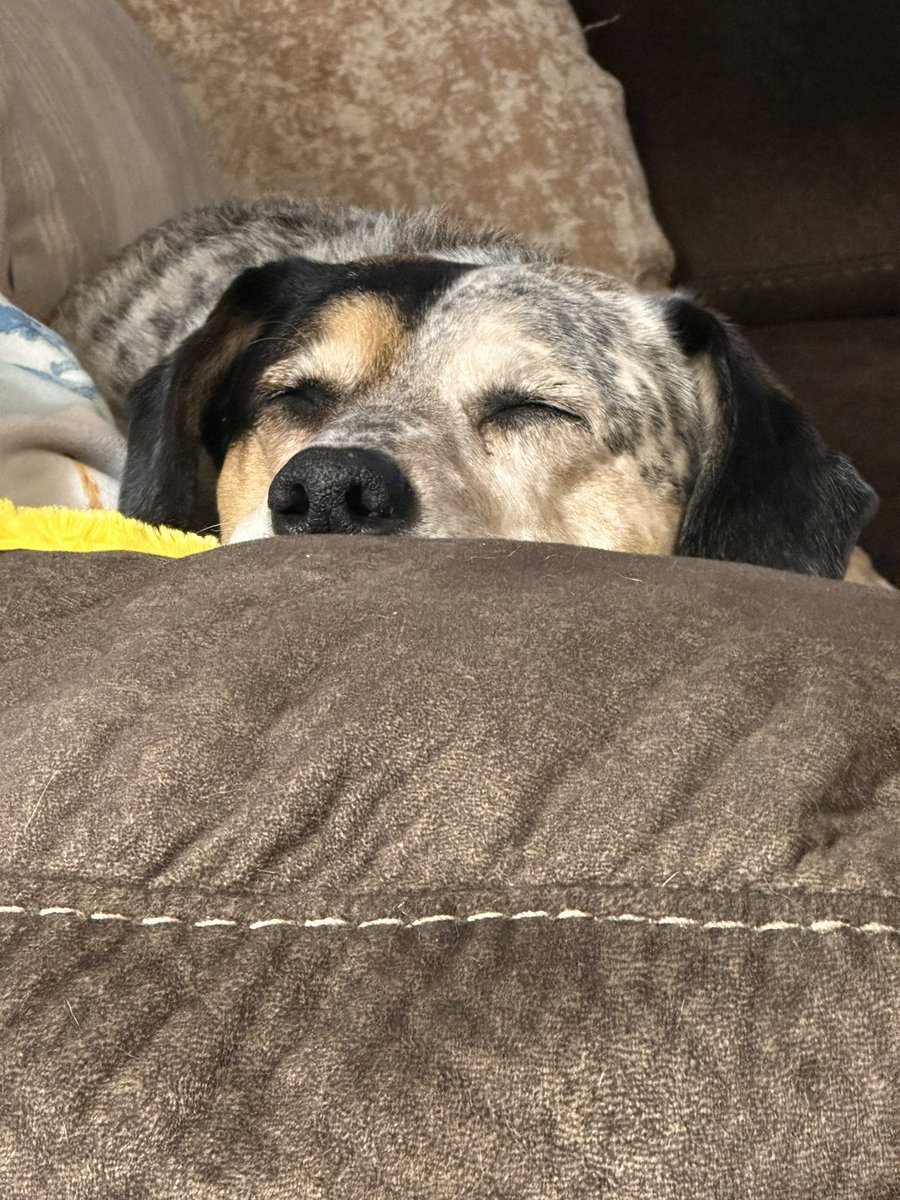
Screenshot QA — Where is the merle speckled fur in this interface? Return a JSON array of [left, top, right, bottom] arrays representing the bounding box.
[[54, 197, 876, 578]]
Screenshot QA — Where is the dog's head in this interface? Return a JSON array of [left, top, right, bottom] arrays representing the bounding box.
[[120, 254, 876, 577]]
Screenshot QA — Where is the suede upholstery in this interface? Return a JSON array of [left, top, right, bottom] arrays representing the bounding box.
[[577, 0, 900, 324], [1, 539, 898, 1197]]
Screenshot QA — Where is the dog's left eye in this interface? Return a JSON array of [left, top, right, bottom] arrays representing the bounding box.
[[482, 390, 587, 430], [261, 378, 333, 409]]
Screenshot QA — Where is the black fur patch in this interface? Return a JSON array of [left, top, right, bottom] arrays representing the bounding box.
[[666, 295, 877, 578]]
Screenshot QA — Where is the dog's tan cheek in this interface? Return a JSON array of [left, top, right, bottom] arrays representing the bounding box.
[[844, 546, 897, 592], [555, 457, 684, 554], [217, 419, 315, 541], [216, 433, 272, 542]]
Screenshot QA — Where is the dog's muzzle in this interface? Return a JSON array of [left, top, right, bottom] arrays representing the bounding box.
[[268, 447, 415, 535]]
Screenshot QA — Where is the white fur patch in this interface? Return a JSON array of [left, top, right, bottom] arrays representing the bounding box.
[[226, 502, 274, 544]]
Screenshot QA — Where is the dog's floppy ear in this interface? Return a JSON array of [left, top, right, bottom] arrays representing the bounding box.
[[118, 260, 302, 532], [666, 295, 877, 578], [119, 288, 263, 532]]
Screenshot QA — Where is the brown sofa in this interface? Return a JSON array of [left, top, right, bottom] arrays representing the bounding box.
[[1, 4, 898, 1198], [578, 0, 900, 582]]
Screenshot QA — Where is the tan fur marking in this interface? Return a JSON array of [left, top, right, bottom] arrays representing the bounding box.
[[557, 455, 682, 553], [844, 546, 897, 593], [261, 294, 405, 392], [217, 412, 313, 540]]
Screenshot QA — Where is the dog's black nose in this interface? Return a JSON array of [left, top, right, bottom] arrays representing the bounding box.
[[268, 447, 415, 535]]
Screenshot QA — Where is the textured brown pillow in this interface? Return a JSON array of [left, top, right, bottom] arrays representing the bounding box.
[[119, 0, 674, 288], [0, 0, 222, 320], [1, 539, 899, 1194]]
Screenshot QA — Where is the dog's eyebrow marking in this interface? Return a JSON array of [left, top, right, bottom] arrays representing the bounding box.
[[263, 293, 406, 392]]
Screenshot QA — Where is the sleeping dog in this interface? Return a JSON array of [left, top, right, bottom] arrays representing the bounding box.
[[55, 196, 884, 583]]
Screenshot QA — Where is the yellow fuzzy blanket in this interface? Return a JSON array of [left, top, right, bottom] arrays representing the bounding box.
[[0, 499, 218, 558]]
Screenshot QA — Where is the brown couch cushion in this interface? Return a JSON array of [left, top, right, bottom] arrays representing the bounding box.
[[1, 539, 899, 1195], [119, 0, 673, 288], [0, 0, 222, 320], [746, 318, 900, 583], [578, 0, 900, 323]]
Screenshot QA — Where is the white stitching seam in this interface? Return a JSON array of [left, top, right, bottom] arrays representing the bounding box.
[[0, 904, 898, 936]]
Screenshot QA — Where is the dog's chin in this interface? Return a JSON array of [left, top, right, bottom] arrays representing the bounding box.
[[225, 503, 275, 545]]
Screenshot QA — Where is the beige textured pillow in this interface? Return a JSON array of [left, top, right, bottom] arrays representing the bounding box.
[[0, 0, 222, 320], [120, 0, 674, 288]]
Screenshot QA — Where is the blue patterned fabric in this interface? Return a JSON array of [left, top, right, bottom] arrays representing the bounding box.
[[0, 297, 110, 412], [0, 294, 124, 509]]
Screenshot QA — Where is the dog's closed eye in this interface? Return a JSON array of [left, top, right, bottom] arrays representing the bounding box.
[[481, 388, 588, 432], [259, 377, 336, 412]]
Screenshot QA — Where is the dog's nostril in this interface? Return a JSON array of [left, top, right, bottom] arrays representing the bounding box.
[[344, 482, 369, 522], [345, 482, 392, 523], [275, 480, 309, 520]]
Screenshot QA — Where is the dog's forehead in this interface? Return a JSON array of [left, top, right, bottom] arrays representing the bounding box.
[[321, 255, 477, 309], [305, 257, 650, 346], [262, 256, 475, 389], [408, 264, 657, 354], [263, 256, 678, 399], [409, 263, 678, 386]]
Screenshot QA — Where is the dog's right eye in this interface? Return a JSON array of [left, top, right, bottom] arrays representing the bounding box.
[[261, 378, 333, 410], [481, 389, 588, 431]]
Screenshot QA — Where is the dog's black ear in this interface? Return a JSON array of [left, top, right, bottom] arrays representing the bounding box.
[[118, 348, 210, 532], [666, 295, 877, 578], [118, 260, 306, 533], [119, 292, 266, 532]]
